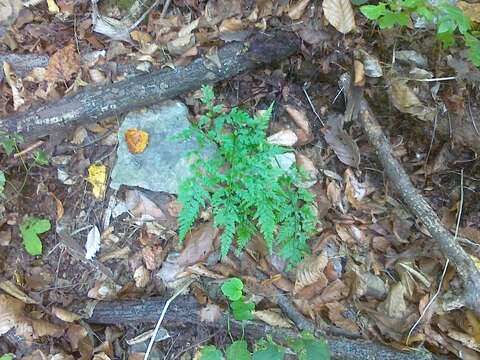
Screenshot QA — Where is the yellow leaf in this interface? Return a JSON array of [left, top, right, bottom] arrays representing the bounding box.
[[87, 164, 107, 200], [322, 0, 355, 34], [125, 128, 149, 154], [47, 0, 60, 13]]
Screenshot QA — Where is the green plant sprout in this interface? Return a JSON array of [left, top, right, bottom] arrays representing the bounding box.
[[221, 278, 255, 321], [177, 85, 318, 266], [360, 0, 480, 67], [19, 217, 51, 256]]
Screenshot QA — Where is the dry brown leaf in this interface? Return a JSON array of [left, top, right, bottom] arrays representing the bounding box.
[[3, 62, 26, 111], [219, 17, 244, 32], [253, 310, 293, 328], [45, 44, 80, 83], [133, 266, 150, 288], [100, 246, 131, 262], [177, 222, 220, 267], [0, 294, 24, 335], [0, 229, 12, 246], [294, 253, 328, 293], [267, 129, 298, 146], [378, 282, 407, 319], [389, 79, 434, 122], [344, 169, 369, 209], [314, 279, 349, 306], [185, 263, 226, 279], [125, 190, 166, 221], [323, 114, 360, 168], [0, 280, 37, 304], [32, 318, 65, 338], [353, 60, 365, 87], [295, 275, 329, 300], [288, 0, 310, 19], [285, 106, 310, 134], [52, 307, 81, 322], [50, 192, 64, 220], [142, 245, 164, 270], [87, 280, 118, 300], [322, 0, 355, 34], [67, 324, 89, 350], [457, 1, 480, 23], [199, 304, 222, 323], [327, 180, 345, 214], [295, 154, 318, 188], [324, 302, 360, 333]]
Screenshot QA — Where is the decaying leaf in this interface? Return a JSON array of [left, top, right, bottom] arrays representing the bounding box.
[[87, 164, 107, 200], [125, 190, 167, 222], [322, 0, 355, 34], [389, 79, 435, 122], [0, 294, 24, 335], [177, 222, 220, 267], [133, 265, 150, 288], [45, 44, 80, 83], [267, 129, 298, 146], [296, 154, 318, 188], [378, 282, 407, 319], [199, 304, 222, 323], [294, 253, 328, 293], [253, 310, 293, 328], [344, 168, 370, 209], [31, 318, 65, 337], [0, 280, 38, 304], [52, 307, 82, 322], [285, 105, 313, 145], [323, 114, 360, 168], [125, 128, 149, 154], [85, 225, 101, 260], [288, 0, 310, 20], [87, 279, 119, 300], [3, 62, 26, 111]]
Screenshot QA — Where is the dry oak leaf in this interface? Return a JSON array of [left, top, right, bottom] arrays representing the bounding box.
[[0, 294, 24, 335], [294, 252, 328, 293], [253, 309, 293, 328], [125, 128, 149, 154], [322, 0, 356, 34], [45, 44, 80, 83]]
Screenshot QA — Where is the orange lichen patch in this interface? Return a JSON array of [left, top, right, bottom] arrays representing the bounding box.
[[125, 128, 149, 154]]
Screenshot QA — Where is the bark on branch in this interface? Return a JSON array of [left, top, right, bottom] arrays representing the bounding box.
[[355, 86, 480, 317], [0, 32, 300, 138], [83, 296, 440, 360]]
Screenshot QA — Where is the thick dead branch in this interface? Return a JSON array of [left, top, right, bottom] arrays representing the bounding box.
[[0, 32, 300, 138], [355, 87, 480, 316], [84, 296, 439, 360]]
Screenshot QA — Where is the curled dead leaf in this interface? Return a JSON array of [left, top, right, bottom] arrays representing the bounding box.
[[294, 253, 328, 293], [267, 129, 298, 146], [52, 307, 82, 322], [253, 310, 293, 328]]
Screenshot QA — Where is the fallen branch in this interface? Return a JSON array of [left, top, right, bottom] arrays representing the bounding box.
[[0, 32, 300, 138], [83, 296, 440, 360], [354, 86, 480, 316]]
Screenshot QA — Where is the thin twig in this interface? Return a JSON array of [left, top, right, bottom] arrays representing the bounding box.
[[144, 277, 195, 360], [303, 84, 324, 126], [410, 76, 456, 82], [13, 140, 44, 158]]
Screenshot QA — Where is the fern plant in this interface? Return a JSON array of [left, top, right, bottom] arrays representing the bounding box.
[[177, 85, 318, 266]]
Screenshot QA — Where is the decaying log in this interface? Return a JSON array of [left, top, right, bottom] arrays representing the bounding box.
[[0, 32, 300, 138], [355, 86, 480, 317], [84, 296, 440, 360]]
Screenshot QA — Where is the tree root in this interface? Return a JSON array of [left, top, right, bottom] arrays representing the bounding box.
[[354, 86, 480, 317]]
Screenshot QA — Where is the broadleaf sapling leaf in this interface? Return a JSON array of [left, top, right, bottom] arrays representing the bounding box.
[[221, 278, 243, 301], [200, 345, 223, 360], [226, 340, 251, 360], [230, 300, 255, 321]]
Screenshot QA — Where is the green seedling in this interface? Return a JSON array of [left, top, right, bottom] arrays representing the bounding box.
[[19, 217, 51, 256], [177, 85, 318, 266]]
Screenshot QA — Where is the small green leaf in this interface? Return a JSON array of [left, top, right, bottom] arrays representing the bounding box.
[[226, 340, 251, 360], [360, 4, 386, 20], [200, 345, 223, 360], [34, 150, 49, 166], [221, 278, 244, 301], [350, 0, 368, 5], [253, 342, 285, 360], [19, 217, 51, 256], [0, 355, 13, 360], [230, 300, 255, 321], [292, 333, 331, 360], [416, 6, 433, 21]]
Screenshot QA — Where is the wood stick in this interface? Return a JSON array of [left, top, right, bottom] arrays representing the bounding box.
[[355, 86, 480, 317], [0, 32, 301, 138], [82, 296, 441, 360]]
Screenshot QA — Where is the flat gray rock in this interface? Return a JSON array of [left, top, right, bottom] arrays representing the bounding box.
[[110, 100, 212, 194]]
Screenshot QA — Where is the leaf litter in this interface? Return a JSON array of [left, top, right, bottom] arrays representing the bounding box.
[[1, 0, 480, 358]]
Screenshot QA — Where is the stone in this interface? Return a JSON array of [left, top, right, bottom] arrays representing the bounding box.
[[110, 100, 213, 194]]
